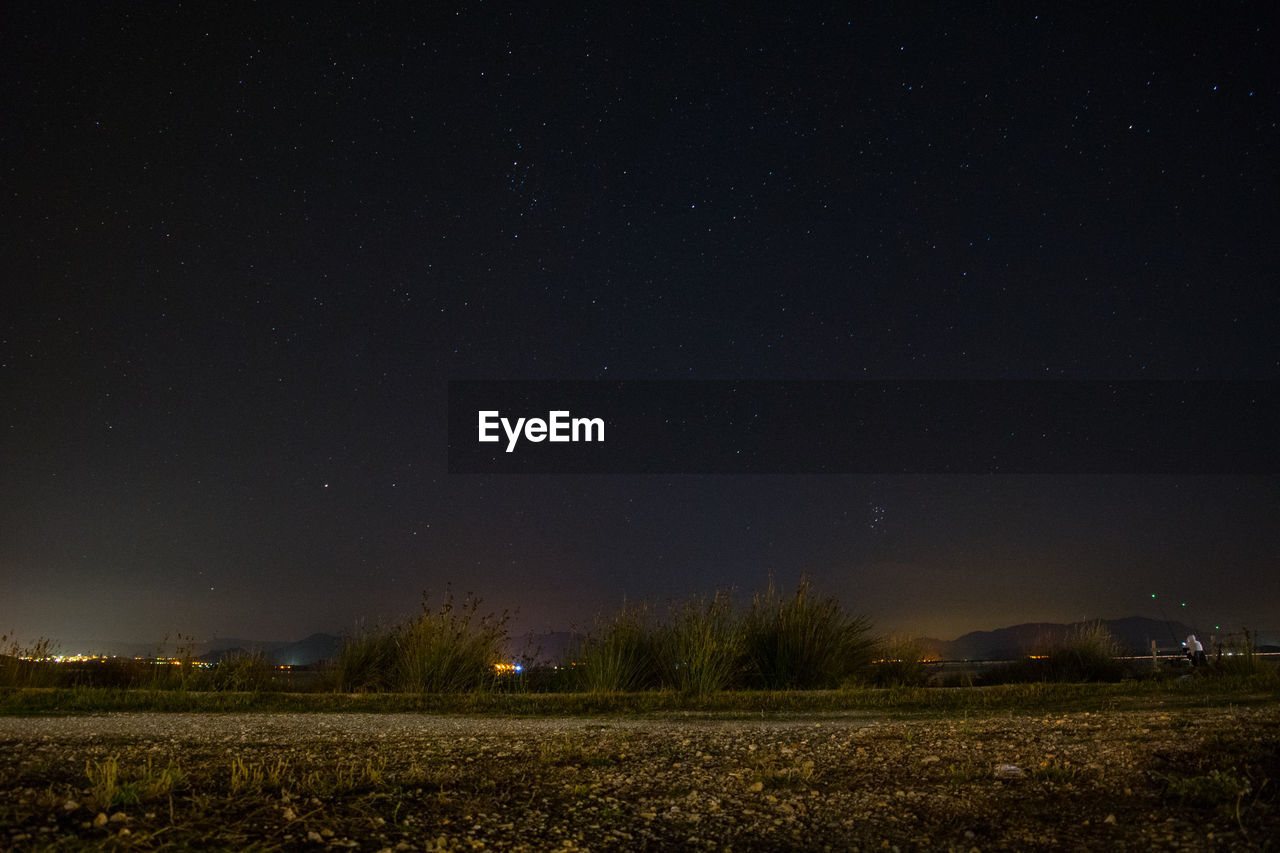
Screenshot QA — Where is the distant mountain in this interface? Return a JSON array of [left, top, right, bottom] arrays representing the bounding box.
[[923, 617, 1198, 661], [196, 633, 342, 666], [274, 633, 342, 665]]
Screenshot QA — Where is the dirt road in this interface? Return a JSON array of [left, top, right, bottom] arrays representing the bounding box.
[[3, 705, 1277, 850]]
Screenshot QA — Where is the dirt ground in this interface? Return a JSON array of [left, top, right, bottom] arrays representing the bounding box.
[[2, 703, 1278, 851]]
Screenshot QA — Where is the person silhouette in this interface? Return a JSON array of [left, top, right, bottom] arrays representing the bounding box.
[[1186, 634, 1207, 667]]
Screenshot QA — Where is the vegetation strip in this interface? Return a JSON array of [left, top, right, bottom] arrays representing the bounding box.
[[3, 677, 1278, 717]]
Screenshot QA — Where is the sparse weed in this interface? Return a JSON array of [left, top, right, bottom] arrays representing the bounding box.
[[749, 750, 817, 790], [86, 754, 185, 807], [1031, 761, 1082, 783], [1160, 768, 1251, 806], [228, 755, 292, 794], [942, 760, 988, 784]]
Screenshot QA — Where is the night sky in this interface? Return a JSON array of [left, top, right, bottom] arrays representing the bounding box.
[[2, 3, 1277, 649]]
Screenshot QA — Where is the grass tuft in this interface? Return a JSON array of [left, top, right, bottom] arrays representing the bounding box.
[[656, 591, 742, 695], [335, 623, 401, 692], [742, 576, 874, 689], [575, 602, 660, 693], [86, 754, 185, 808], [395, 589, 509, 693]]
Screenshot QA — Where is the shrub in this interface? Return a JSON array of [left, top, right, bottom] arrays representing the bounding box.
[[656, 591, 743, 695], [742, 576, 874, 689]]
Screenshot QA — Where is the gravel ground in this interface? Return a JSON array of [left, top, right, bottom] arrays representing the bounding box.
[[3, 705, 1278, 851]]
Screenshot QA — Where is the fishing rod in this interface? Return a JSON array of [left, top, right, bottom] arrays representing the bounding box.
[[1149, 593, 1182, 647]]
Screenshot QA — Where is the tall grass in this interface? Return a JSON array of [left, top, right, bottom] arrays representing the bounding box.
[[575, 579, 874, 694], [867, 636, 937, 687], [1209, 628, 1280, 682], [206, 649, 276, 692], [395, 590, 508, 693], [1043, 621, 1125, 682], [0, 634, 59, 688], [575, 602, 660, 693], [742, 577, 874, 689], [656, 591, 742, 695], [977, 621, 1126, 684], [334, 589, 509, 693], [335, 624, 402, 692], [150, 632, 201, 690]]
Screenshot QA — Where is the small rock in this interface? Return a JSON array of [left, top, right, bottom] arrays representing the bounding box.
[[93, 813, 108, 828], [282, 807, 296, 821], [110, 812, 127, 823], [748, 781, 764, 792], [307, 830, 324, 843], [1104, 814, 1116, 824], [63, 799, 80, 812], [994, 764, 1025, 779]]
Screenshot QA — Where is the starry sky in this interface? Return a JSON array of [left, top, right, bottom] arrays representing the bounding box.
[[2, 3, 1277, 648]]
